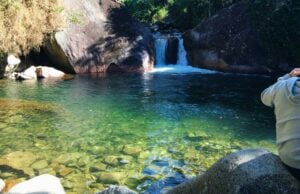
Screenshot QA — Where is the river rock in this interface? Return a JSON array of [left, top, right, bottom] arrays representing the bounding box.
[[44, 0, 154, 74], [0, 151, 38, 176], [165, 37, 179, 64], [8, 174, 65, 194], [31, 160, 48, 170], [183, 1, 275, 74], [90, 163, 107, 172], [122, 145, 142, 156], [103, 156, 119, 166], [15, 66, 66, 80], [167, 148, 298, 194], [96, 185, 137, 194], [98, 172, 126, 184]]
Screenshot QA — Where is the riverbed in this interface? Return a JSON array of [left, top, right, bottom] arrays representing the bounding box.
[[0, 73, 276, 193]]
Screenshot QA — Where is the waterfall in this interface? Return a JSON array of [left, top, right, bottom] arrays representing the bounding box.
[[151, 33, 216, 74], [155, 37, 167, 67], [177, 38, 188, 66]]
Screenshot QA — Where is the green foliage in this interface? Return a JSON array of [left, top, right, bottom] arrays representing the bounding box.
[[249, 0, 300, 65], [0, 0, 62, 55], [122, 0, 240, 30]]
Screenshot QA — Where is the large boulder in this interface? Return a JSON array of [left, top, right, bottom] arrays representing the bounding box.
[[167, 149, 299, 194], [183, 1, 277, 74], [44, 0, 154, 74]]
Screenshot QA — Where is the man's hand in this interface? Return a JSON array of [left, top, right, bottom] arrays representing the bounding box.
[[289, 68, 300, 77]]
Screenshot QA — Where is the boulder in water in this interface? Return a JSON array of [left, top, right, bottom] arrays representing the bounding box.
[[15, 66, 66, 80], [167, 148, 299, 194]]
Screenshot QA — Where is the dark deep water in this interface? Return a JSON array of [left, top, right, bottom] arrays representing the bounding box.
[[0, 73, 276, 193]]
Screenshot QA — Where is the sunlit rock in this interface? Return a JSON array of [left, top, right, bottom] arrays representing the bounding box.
[[90, 162, 107, 172], [0, 151, 38, 176], [4, 54, 21, 78], [99, 172, 126, 184], [103, 156, 119, 166], [31, 160, 48, 170], [44, 0, 154, 74], [122, 145, 142, 156], [15, 66, 66, 80], [8, 174, 65, 194], [167, 148, 298, 194]]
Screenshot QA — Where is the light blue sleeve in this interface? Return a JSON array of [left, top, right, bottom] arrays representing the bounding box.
[[261, 74, 291, 107]]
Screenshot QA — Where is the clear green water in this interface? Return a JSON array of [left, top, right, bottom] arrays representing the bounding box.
[[0, 73, 276, 193]]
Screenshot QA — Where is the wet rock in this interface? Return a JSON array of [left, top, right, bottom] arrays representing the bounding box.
[[103, 156, 119, 166], [62, 179, 74, 189], [0, 151, 38, 175], [56, 153, 81, 165], [44, 0, 154, 74], [122, 145, 142, 156], [38, 167, 56, 176], [167, 149, 299, 194], [96, 185, 137, 194], [98, 172, 126, 184], [8, 174, 65, 194], [31, 160, 48, 170], [58, 166, 73, 177], [90, 163, 107, 172]]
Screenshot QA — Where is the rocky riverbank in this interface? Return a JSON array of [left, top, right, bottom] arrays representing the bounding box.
[[1, 149, 298, 194]]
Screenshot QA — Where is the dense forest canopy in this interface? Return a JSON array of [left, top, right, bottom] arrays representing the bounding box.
[[121, 0, 240, 30]]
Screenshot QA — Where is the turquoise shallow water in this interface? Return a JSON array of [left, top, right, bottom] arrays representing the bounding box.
[[0, 73, 276, 193]]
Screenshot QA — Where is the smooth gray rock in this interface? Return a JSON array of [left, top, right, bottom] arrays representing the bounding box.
[[167, 148, 299, 194], [44, 0, 154, 74], [96, 185, 137, 194]]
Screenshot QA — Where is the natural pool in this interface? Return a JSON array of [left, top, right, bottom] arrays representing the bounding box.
[[0, 73, 276, 193]]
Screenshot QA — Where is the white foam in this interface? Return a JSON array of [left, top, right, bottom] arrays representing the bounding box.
[[152, 33, 217, 74], [150, 65, 216, 74]]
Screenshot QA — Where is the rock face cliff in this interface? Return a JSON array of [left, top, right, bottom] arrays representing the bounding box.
[[183, 1, 281, 74], [44, 0, 154, 74]]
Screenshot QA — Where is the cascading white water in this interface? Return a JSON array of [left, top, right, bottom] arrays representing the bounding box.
[[154, 38, 167, 67], [151, 34, 216, 74], [177, 38, 188, 66]]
